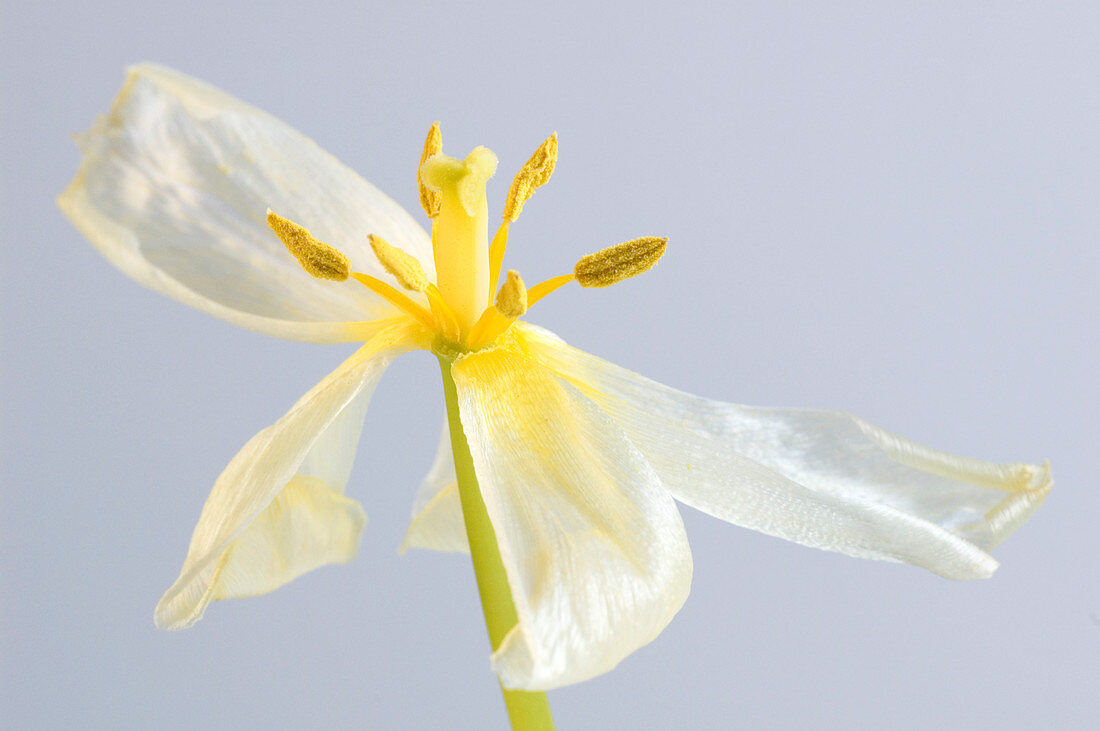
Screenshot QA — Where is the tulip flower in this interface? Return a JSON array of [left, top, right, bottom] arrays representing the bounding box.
[[59, 64, 1051, 729]]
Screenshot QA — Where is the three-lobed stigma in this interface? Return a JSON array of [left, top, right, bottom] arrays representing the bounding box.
[[268, 125, 668, 353]]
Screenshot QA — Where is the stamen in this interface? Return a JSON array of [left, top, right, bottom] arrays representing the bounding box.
[[417, 122, 443, 218], [267, 210, 350, 281], [495, 270, 528, 318], [466, 271, 529, 348], [503, 133, 558, 222], [574, 236, 667, 288], [350, 272, 438, 332], [368, 234, 429, 292]]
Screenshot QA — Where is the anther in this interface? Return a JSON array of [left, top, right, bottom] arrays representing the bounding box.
[[267, 210, 350, 281], [368, 234, 429, 292], [417, 122, 443, 218], [574, 236, 667, 288], [503, 133, 558, 222], [495, 270, 528, 318]]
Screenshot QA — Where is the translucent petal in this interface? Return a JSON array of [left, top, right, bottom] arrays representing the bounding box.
[[514, 323, 1051, 580], [155, 321, 426, 629], [59, 64, 434, 343], [399, 420, 467, 554], [451, 347, 693, 690]]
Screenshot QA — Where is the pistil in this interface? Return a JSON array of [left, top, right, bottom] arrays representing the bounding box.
[[420, 148, 498, 337]]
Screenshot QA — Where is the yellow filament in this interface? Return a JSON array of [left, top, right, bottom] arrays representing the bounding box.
[[574, 236, 667, 288], [526, 274, 576, 306], [495, 270, 528, 318], [267, 210, 350, 281], [368, 234, 429, 292], [417, 122, 443, 218], [486, 221, 510, 304], [466, 273, 575, 349], [350, 272, 437, 332], [503, 133, 558, 222], [425, 284, 461, 342], [466, 307, 511, 350]]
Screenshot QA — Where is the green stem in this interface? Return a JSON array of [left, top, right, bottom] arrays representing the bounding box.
[[438, 356, 555, 731]]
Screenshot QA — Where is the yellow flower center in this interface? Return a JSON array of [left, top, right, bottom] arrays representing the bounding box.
[[266, 124, 669, 353]]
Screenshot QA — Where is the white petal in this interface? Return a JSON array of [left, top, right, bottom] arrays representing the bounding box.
[[515, 323, 1051, 580], [451, 346, 693, 691], [399, 420, 468, 554], [155, 321, 426, 629], [59, 64, 434, 343]]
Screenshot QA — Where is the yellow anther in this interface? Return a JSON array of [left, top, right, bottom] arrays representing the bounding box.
[[574, 236, 667, 288], [368, 234, 429, 292], [417, 122, 443, 218], [267, 210, 350, 281], [495, 270, 528, 318], [503, 133, 558, 222]]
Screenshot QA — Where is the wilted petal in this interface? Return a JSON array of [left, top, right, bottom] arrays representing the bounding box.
[[155, 321, 427, 629], [451, 346, 693, 690], [59, 64, 434, 343], [516, 323, 1050, 580], [400, 420, 467, 554]]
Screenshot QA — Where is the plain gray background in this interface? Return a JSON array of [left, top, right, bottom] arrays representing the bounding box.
[[3, 1, 1097, 728]]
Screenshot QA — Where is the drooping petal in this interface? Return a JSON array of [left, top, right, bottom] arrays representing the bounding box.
[[59, 64, 435, 343], [155, 320, 427, 630], [515, 323, 1050, 580], [399, 420, 467, 554], [451, 346, 693, 691]]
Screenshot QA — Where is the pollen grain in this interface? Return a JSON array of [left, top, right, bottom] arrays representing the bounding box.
[[495, 270, 528, 318], [574, 236, 667, 288], [267, 210, 350, 281], [369, 234, 429, 292], [503, 133, 558, 222]]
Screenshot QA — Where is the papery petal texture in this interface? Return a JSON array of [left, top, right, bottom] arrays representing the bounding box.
[[514, 323, 1050, 580], [451, 346, 693, 691], [59, 63, 434, 343], [400, 420, 466, 554], [155, 320, 427, 629]]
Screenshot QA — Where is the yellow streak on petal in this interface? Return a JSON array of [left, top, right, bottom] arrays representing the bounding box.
[[267, 210, 350, 281], [574, 236, 667, 288], [495, 270, 528, 318], [368, 234, 429, 292], [503, 133, 558, 222], [417, 122, 443, 218]]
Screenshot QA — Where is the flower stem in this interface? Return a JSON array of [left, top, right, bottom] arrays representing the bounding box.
[[437, 356, 555, 731]]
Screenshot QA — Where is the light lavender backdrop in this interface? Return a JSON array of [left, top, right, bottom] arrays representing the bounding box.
[[3, 2, 1097, 728]]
